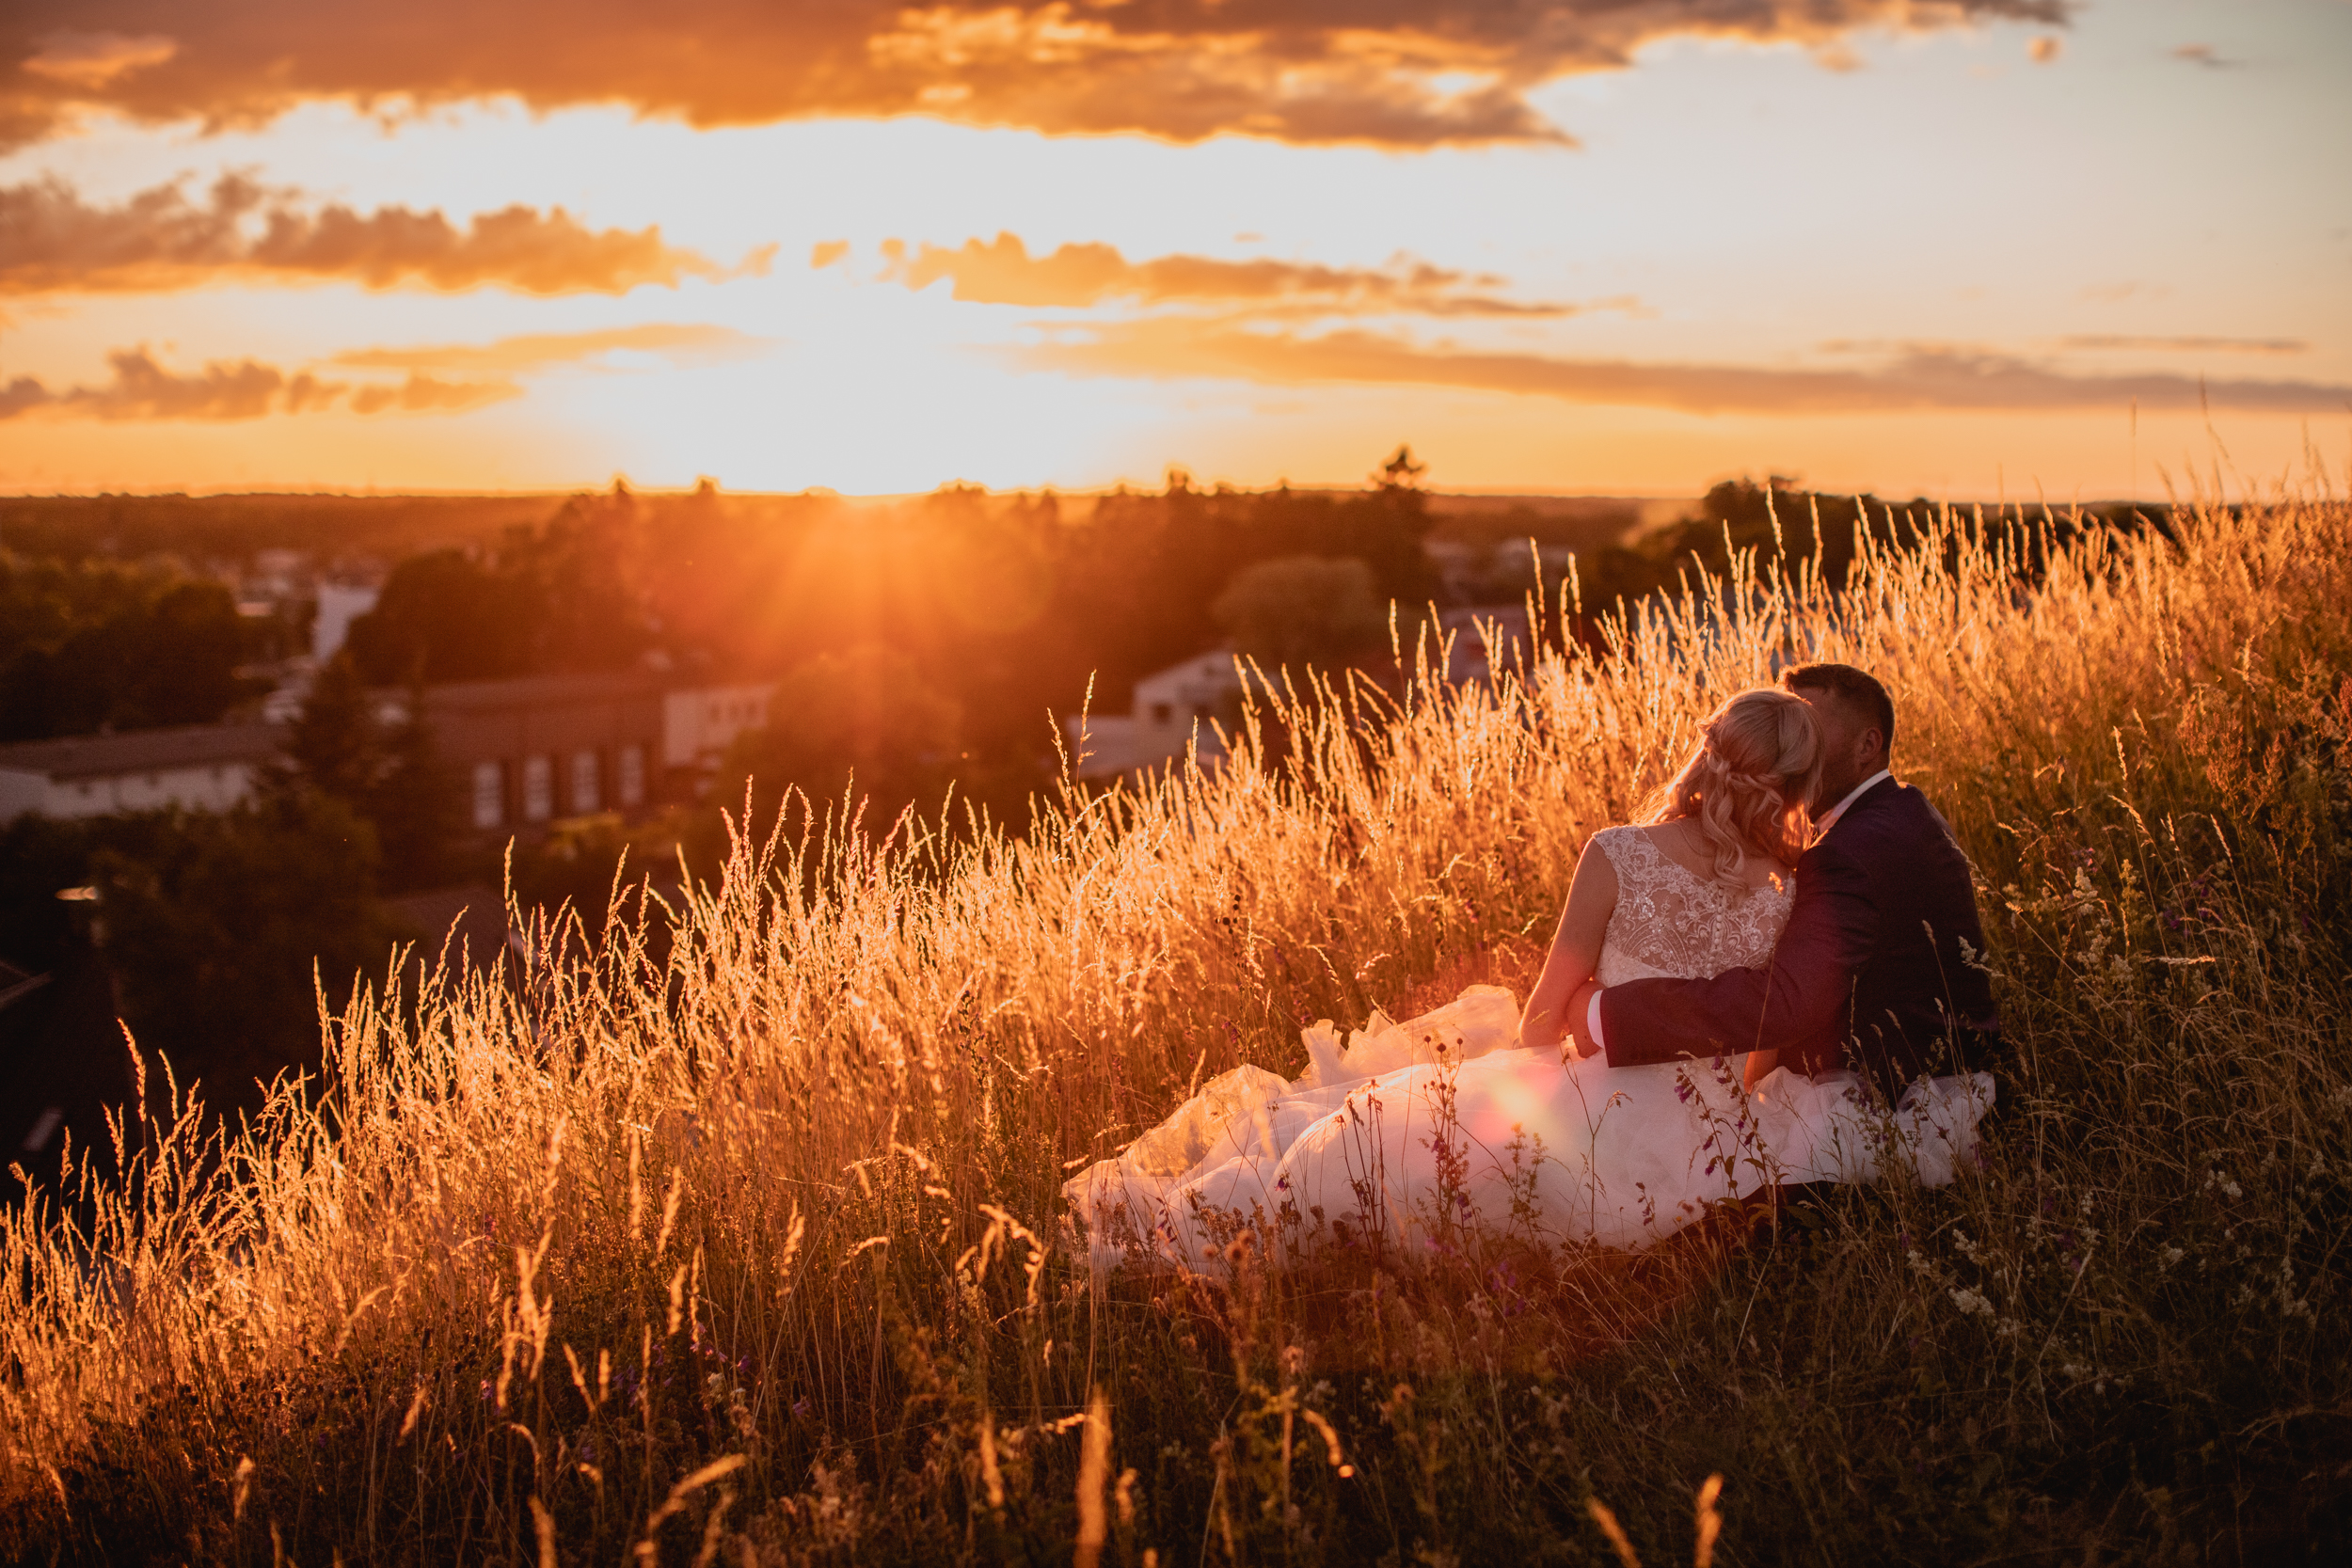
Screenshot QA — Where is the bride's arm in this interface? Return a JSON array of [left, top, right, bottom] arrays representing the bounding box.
[[1519, 839, 1618, 1058]]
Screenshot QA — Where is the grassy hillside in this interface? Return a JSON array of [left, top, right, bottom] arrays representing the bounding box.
[[4, 492, 2348, 1564]]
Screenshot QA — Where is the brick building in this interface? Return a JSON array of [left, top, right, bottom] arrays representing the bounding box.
[[406, 674, 667, 833]]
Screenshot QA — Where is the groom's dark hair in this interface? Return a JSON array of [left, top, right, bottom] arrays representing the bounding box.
[[1782, 663, 1895, 752]]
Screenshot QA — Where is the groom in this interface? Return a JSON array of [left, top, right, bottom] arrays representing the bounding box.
[[1573, 663, 2000, 1105]]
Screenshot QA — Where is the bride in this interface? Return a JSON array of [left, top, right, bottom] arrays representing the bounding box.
[[1064, 688, 1992, 1273]]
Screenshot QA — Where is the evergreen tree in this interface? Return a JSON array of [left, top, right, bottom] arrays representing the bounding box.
[[277, 651, 384, 802], [271, 655, 451, 889], [366, 688, 453, 891]]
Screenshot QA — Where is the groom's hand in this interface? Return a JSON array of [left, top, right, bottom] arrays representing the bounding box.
[[1565, 979, 1605, 1058]]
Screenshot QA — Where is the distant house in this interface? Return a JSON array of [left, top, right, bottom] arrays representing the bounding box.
[[0, 724, 286, 821], [0, 673, 777, 832], [312, 581, 381, 662], [418, 673, 783, 833], [1059, 616, 1534, 785], [662, 683, 771, 779], [1064, 653, 1244, 782], [412, 674, 667, 834]]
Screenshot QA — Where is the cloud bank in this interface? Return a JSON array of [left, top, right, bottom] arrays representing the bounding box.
[[0, 173, 768, 293], [0, 346, 518, 420], [0, 325, 756, 420], [329, 323, 770, 373], [875, 232, 1572, 315], [2, 2, 2067, 150], [1021, 319, 2352, 415]]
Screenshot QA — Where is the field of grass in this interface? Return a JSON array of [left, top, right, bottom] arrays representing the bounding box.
[[5, 491, 2349, 1564]]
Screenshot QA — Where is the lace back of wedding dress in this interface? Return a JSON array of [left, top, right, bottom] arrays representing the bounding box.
[[1592, 825, 1793, 987]]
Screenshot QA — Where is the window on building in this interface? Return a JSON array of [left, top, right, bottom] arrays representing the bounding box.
[[571, 749, 600, 814], [471, 761, 504, 829], [523, 755, 553, 821], [617, 744, 646, 808]]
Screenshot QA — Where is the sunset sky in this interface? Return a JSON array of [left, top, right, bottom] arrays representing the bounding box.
[[1, 0, 2346, 499]]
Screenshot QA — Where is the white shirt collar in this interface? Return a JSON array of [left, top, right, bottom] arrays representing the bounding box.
[[1816, 768, 1893, 836]]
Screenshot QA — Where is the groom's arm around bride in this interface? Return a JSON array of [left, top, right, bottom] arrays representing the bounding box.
[[1584, 665, 2001, 1106]]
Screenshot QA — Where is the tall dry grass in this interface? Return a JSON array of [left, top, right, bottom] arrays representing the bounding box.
[[4, 491, 2350, 1563]]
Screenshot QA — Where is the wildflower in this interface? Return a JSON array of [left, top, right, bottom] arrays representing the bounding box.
[[1949, 1286, 1994, 1318], [2160, 1244, 2185, 1270]]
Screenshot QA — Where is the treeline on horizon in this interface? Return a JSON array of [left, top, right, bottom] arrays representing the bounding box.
[[2, 470, 2168, 755]]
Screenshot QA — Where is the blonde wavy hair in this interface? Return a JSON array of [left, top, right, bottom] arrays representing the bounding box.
[[1642, 688, 1822, 884]]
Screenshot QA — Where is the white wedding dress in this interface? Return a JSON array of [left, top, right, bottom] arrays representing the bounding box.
[[1064, 826, 1996, 1273]]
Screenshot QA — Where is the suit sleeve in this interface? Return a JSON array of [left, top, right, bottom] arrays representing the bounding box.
[[1596, 841, 1879, 1067]]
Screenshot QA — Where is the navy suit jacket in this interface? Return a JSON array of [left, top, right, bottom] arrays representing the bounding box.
[[1595, 776, 2000, 1104]]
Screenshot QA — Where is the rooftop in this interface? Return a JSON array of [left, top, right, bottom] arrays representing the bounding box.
[[407, 672, 667, 713], [0, 724, 287, 781]]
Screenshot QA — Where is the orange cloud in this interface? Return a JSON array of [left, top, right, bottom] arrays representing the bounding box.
[[0, 2, 2070, 150], [0, 172, 771, 294], [330, 323, 770, 373], [0, 346, 516, 420], [0, 323, 761, 420], [2056, 334, 2306, 356], [2170, 43, 2237, 71], [876, 231, 1573, 315], [20, 30, 176, 89], [346, 373, 517, 414], [1019, 318, 2352, 415]]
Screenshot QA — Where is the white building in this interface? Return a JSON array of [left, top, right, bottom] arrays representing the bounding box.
[[1059, 615, 1533, 785], [1063, 653, 1244, 781], [662, 683, 772, 773], [312, 581, 381, 661], [0, 725, 285, 821]]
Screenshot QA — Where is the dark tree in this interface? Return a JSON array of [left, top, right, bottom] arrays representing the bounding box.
[[117, 580, 249, 727], [272, 656, 451, 891], [366, 695, 454, 891], [707, 645, 965, 851], [277, 653, 383, 801], [92, 794, 388, 1116], [344, 549, 532, 684], [0, 555, 258, 740], [1212, 555, 1391, 673]]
